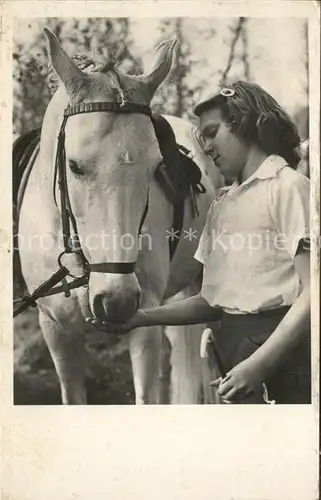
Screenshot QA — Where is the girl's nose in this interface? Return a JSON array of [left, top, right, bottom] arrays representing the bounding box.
[[204, 140, 215, 157]]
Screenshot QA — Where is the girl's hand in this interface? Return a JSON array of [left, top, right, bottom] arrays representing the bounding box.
[[85, 309, 146, 334], [210, 357, 267, 403]]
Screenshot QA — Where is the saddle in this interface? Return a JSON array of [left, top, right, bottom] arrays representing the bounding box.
[[13, 128, 41, 212], [151, 114, 204, 204]]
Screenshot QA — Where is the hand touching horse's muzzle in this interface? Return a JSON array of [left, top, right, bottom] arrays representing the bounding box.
[[89, 273, 141, 324], [92, 292, 140, 323]]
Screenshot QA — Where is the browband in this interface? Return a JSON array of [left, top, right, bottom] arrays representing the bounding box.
[[64, 102, 152, 117]]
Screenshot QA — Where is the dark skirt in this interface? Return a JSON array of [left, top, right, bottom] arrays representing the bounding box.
[[208, 307, 311, 404]]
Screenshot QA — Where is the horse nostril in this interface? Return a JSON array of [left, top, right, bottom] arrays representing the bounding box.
[[92, 291, 140, 323], [135, 292, 140, 311], [92, 294, 107, 321]]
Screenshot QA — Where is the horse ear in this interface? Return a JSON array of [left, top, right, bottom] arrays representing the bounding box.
[[44, 27, 85, 93], [142, 39, 177, 97]]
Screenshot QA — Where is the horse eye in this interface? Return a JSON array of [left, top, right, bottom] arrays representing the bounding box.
[[69, 160, 84, 176]]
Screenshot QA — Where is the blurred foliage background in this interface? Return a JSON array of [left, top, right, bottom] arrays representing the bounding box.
[[13, 17, 309, 137], [13, 17, 309, 404]]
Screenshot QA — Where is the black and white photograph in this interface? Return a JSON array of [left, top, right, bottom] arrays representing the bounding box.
[[1, 2, 320, 499], [12, 15, 313, 406]]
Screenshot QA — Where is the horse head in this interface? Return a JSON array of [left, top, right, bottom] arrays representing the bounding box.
[[44, 28, 176, 323]]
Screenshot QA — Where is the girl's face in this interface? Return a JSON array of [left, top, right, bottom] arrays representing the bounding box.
[[199, 107, 250, 182]]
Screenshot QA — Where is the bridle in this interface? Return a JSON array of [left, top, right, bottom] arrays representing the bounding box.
[[13, 98, 156, 317], [55, 100, 153, 278]]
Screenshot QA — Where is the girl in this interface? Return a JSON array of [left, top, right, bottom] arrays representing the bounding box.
[[87, 81, 311, 404]]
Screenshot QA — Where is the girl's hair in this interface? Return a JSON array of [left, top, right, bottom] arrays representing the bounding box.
[[196, 81, 302, 168]]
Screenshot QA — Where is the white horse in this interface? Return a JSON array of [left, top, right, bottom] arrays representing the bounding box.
[[17, 28, 224, 404]]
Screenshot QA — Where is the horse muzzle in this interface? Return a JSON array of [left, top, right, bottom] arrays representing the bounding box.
[[89, 272, 141, 323]]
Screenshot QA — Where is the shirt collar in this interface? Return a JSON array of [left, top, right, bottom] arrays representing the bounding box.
[[229, 155, 288, 192], [215, 155, 288, 199], [215, 185, 232, 200]]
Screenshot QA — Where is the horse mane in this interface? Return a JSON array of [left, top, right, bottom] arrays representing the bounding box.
[[47, 53, 116, 95]]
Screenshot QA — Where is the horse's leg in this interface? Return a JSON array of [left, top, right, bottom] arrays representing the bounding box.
[[165, 316, 220, 405], [129, 326, 164, 405], [158, 331, 172, 404], [38, 309, 87, 405], [165, 321, 204, 404], [163, 274, 216, 405]]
